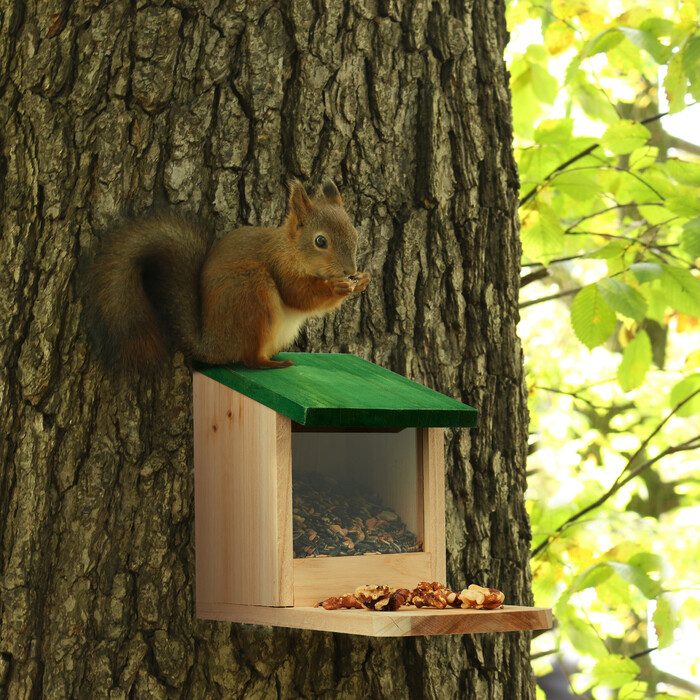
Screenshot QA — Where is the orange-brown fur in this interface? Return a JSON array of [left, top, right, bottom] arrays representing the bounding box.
[[86, 180, 370, 369]]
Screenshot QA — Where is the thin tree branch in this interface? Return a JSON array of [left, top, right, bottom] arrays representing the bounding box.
[[520, 144, 599, 206], [629, 646, 658, 660], [532, 434, 700, 557], [532, 387, 700, 558], [530, 648, 560, 661], [520, 286, 582, 309], [519, 111, 670, 207]]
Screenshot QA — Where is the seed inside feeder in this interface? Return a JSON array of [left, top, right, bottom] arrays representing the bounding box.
[[292, 472, 422, 558]]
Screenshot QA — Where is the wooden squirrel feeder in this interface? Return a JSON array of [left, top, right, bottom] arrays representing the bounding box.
[[193, 353, 551, 636]]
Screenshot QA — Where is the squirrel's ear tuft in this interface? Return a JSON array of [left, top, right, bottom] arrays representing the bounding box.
[[322, 179, 342, 205], [288, 178, 313, 226]]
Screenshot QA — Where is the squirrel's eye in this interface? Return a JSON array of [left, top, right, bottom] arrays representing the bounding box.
[[314, 235, 328, 249]]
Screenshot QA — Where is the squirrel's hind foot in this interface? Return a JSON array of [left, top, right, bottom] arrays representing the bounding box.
[[243, 356, 295, 369]]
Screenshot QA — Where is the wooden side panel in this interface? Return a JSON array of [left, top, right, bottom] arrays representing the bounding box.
[[195, 603, 553, 637], [293, 553, 435, 606], [420, 427, 446, 584], [194, 372, 293, 607]]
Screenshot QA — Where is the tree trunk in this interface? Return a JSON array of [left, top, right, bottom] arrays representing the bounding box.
[[0, 0, 531, 698]]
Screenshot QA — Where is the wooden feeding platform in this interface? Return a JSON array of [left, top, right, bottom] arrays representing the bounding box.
[[193, 352, 551, 637]]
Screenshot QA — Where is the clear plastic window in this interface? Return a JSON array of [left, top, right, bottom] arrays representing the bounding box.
[[291, 427, 423, 558]]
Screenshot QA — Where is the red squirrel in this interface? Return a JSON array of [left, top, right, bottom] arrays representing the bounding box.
[[87, 179, 370, 369]]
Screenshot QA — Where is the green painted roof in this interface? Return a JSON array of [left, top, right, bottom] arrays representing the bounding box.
[[195, 353, 478, 429]]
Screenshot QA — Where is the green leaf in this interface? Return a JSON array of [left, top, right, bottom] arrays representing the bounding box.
[[585, 241, 627, 260], [653, 595, 676, 650], [616, 26, 671, 63], [571, 284, 617, 349], [681, 217, 700, 258], [628, 145, 659, 171], [591, 655, 640, 689], [629, 262, 663, 284], [531, 63, 559, 105], [600, 121, 651, 155], [569, 562, 614, 594], [572, 75, 620, 124], [664, 52, 687, 115], [662, 265, 700, 316], [628, 552, 665, 575], [597, 278, 647, 322], [617, 680, 648, 700], [667, 192, 700, 218], [551, 171, 601, 201], [618, 330, 652, 392], [566, 616, 610, 660], [667, 159, 700, 187], [534, 118, 574, 146], [520, 202, 565, 262], [683, 36, 700, 77], [606, 560, 662, 599], [669, 373, 700, 417], [581, 28, 624, 58]]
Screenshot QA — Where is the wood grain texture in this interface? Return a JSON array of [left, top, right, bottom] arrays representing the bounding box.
[[194, 373, 293, 606], [292, 553, 437, 607], [195, 604, 552, 638], [421, 428, 447, 582], [196, 353, 478, 428]]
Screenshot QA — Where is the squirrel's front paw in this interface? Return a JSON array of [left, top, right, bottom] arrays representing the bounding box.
[[349, 271, 370, 293], [330, 277, 356, 296]]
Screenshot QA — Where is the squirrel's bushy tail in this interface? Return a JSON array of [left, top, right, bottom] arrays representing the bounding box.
[[86, 212, 211, 367]]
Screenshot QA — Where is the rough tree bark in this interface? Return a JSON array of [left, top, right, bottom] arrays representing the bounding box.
[[0, 0, 531, 698]]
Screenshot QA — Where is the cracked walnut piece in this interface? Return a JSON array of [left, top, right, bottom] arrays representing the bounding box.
[[316, 582, 504, 611]]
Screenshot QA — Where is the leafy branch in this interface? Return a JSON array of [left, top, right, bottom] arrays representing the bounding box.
[[532, 387, 700, 558], [519, 111, 670, 207]]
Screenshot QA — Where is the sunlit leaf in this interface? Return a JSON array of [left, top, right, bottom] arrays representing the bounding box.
[[552, 0, 591, 19], [566, 615, 610, 659], [628, 551, 665, 575], [685, 349, 700, 370], [581, 27, 625, 58], [552, 170, 601, 201], [520, 201, 565, 262], [618, 330, 652, 391], [667, 192, 700, 218], [616, 680, 648, 699], [653, 595, 676, 650], [607, 560, 662, 598], [585, 240, 627, 260], [572, 76, 620, 123], [615, 26, 671, 63], [534, 118, 574, 145], [532, 65, 559, 104], [571, 284, 617, 349], [662, 265, 700, 316], [664, 51, 687, 114], [669, 373, 700, 416], [597, 278, 647, 322], [600, 120, 651, 155], [545, 20, 576, 55], [591, 655, 640, 689], [681, 217, 700, 258], [630, 262, 663, 283], [683, 36, 700, 76], [569, 562, 614, 594], [628, 145, 659, 171], [667, 159, 700, 187]]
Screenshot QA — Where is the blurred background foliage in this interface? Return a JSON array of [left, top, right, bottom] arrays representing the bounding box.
[[505, 0, 700, 697]]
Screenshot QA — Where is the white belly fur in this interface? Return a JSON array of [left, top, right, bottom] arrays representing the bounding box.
[[269, 306, 311, 355]]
